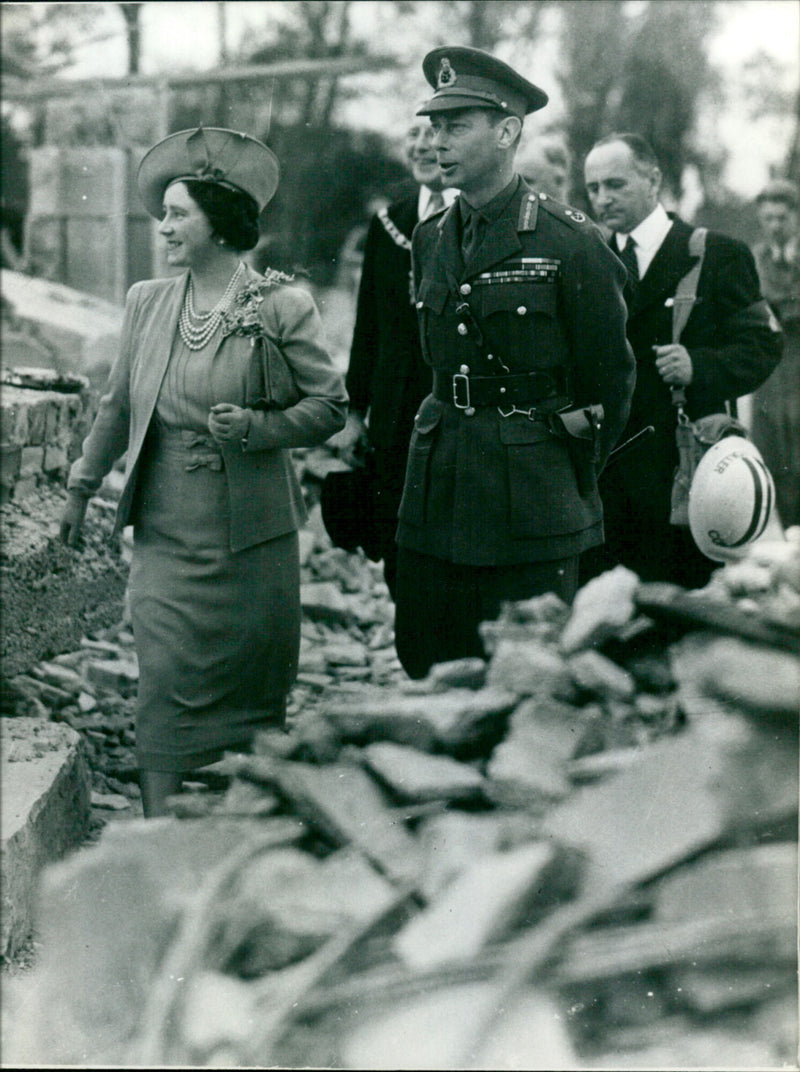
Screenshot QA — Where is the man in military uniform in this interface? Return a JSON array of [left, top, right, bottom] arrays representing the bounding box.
[[394, 47, 635, 680], [329, 110, 457, 597]]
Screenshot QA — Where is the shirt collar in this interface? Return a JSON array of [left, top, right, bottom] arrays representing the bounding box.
[[418, 185, 458, 219], [617, 202, 672, 255], [460, 176, 520, 225]]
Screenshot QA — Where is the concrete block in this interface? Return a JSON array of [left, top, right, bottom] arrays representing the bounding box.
[[19, 446, 44, 479], [42, 444, 68, 474], [0, 443, 21, 485], [1, 717, 91, 958]]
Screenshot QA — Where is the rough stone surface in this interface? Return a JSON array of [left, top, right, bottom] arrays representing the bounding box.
[[0, 484, 127, 678], [0, 717, 91, 958]]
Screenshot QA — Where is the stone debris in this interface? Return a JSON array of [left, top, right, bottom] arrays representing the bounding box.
[[2, 516, 798, 1069]]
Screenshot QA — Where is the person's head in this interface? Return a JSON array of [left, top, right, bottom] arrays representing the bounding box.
[[755, 179, 798, 248], [517, 134, 571, 201], [416, 45, 547, 204], [404, 114, 443, 191], [157, 180, 260, 268], [137, 126, 279, 264], [584, 133, 662, 234]]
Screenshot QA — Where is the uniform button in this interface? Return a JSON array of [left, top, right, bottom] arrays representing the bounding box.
[[499, 386, 507, 394], [517, 305, 527, 315], [464, 406, 476, 417], [459, 283, 472, 296], [459, 364, 470, 374], [487, 353, 494, 361], [457, 323, 468, 336], [416, 300, 423, 309], [540, 192, 548, 200]]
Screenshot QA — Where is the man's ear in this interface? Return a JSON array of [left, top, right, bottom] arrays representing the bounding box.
[[497, 115, 522, 149]]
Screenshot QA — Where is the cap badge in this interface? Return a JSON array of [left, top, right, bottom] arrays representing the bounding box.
[[437, 58, 457, 88]]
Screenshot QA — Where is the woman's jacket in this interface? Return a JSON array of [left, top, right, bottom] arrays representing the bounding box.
[[67, 265, 348, 552]]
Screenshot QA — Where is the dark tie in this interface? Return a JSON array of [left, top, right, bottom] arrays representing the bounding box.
[[618, 236, 639, 286], [461, 208, 482, 264]]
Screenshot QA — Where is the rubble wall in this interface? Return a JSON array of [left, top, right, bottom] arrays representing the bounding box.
[[1, 369, 127, 679]]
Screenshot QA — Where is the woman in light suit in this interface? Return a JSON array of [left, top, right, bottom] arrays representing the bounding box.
[[61, 128, 348, 816]]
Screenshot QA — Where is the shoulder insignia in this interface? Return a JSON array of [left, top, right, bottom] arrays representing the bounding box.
[[517, 192, 540, 232], [377, 207, 412, 251], [539, 196, 590, 230]]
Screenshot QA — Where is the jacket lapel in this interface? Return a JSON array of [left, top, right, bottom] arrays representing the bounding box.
[[466, 215, 523, 278], [629, 218, 698, 318]]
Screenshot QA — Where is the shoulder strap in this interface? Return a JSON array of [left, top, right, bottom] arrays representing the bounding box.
[[671, 227, 707, 343]]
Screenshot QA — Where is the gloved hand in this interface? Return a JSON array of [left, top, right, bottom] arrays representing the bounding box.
[[59, 492, 89, 548], [327, 411, 368, 467]]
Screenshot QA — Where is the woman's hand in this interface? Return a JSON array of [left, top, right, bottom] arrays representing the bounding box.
[[59, 492, 89, 547], [208, 403, 251, 446]]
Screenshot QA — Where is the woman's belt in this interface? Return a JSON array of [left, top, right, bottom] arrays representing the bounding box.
[[432, 369, 568, 411], [152, 426, 224, 471]]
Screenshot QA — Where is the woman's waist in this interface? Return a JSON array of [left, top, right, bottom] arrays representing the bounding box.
[[146, 424, 224, 470]]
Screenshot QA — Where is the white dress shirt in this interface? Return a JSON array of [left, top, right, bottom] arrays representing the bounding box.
[[616, 202, 673, 278], [418, 185, 458, 220]]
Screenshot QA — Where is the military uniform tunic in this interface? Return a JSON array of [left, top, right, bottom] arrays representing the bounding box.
[[397, 176, 635, 566]]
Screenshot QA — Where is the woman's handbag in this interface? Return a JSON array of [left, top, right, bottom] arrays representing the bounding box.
[[668, 227, 749, 526], [249, 333, 301, 411]]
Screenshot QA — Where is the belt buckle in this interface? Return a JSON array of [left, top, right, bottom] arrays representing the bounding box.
[[452, 373, 471, 410]]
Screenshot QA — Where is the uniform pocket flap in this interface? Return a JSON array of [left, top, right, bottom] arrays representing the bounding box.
[[416, 278, 449, 314], [498, 415, 553, 445], [479, 283, 557, 318]]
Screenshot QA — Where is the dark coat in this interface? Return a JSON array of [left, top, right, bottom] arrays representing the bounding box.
[[347, 194, 432, 457], [591, 215, 783, 586], [398, 179, 635, 566]]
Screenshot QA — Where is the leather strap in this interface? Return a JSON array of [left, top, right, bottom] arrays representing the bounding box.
[[433, 369, 567, 409]]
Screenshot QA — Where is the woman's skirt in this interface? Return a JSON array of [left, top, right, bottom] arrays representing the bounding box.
[[129, 428, 300, 772]]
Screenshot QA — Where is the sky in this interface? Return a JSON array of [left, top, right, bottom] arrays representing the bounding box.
[[38, 0, 800, 197]]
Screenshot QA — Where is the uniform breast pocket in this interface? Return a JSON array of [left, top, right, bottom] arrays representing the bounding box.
[[399, 397, 443, 526], [478, 283, 559, 356], [415, 278, 450, 359], [499, 415, 592, 537]]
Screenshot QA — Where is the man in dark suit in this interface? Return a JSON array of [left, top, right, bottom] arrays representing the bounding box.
[[582, 133, 783, 589], [331, 111, 457, 596], [394, 47, 635, 679]]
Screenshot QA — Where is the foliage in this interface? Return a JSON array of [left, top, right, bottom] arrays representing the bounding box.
[[558, 0, 720, 207]]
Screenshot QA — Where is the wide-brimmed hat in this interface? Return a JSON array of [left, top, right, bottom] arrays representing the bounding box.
[[417, 46, 548, 119], [137, 127, 280, 218]]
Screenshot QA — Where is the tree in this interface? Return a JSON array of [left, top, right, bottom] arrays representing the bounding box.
[[558, 0, 719, 206]]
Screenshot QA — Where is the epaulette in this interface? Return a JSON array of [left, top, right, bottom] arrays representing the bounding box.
[[537, 194, 590, 231]]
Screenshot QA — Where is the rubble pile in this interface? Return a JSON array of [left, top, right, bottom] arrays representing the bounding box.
[[4, 530, 797, 1068]]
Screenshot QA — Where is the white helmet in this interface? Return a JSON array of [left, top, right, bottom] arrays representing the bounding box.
[[688, 436, 784, 562]]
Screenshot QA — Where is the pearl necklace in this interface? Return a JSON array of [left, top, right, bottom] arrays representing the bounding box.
[[178, 262, 245, 350]]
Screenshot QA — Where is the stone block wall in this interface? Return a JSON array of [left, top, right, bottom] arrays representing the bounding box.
[[1, 370, 93, 504], [1, 367, 127, 679]]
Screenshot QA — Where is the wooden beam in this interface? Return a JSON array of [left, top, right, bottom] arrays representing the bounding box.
[[2, 55, 399, 102]]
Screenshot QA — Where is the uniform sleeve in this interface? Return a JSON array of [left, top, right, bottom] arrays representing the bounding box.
[[686, 236, 783, 410], [561, 227, 636, 469], [242, 285, 348, 452], [66, 284, 140, 497], [346, 214, 383, 417]]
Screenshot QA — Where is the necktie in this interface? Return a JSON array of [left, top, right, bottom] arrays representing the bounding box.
[[424, 190, 445, 219], [461, 208, 482, 264], [618, 236, 639, 286]]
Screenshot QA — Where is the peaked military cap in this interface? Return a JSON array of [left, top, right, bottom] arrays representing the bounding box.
[[137, 127, 280, 219], [417, 46, 548, 119]]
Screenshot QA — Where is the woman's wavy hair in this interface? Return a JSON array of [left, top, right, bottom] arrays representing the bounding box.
[[182, 179, 260, 252]]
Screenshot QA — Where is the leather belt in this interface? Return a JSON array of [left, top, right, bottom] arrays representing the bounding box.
[[432, 369, 567, 410]]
